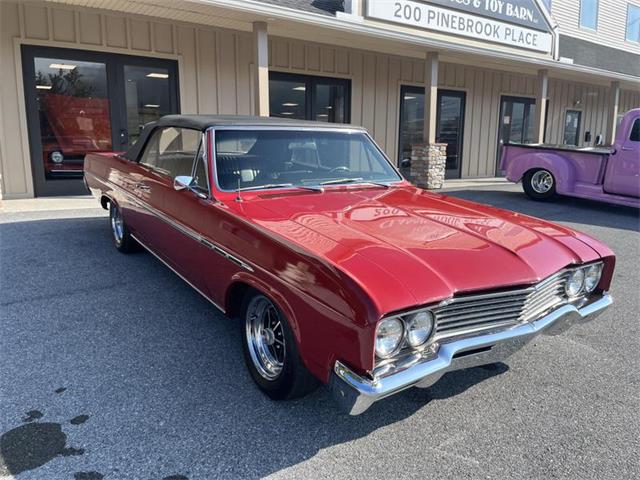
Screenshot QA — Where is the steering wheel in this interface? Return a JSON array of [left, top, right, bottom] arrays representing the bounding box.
[[329, 166, 351, 174]]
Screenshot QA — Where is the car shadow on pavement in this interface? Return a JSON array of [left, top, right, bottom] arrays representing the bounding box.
[[442, 188, 640, 232], [1, 216, 510, 479]]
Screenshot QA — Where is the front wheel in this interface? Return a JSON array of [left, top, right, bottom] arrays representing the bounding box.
[[242, 292, 319, 400], [523, 168, 557, 201]]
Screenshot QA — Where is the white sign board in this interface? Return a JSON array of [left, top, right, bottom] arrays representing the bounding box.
[[366, 0, 553, 53]]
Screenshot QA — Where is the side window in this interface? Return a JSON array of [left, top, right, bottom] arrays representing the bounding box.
[[630, 119, 640, 142], [140, 127, 201, 179]]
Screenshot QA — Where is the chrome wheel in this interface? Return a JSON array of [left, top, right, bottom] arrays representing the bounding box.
[[110, 205, 124, 243], [530, 170, 554, 194], [245, 295, 285, 380]]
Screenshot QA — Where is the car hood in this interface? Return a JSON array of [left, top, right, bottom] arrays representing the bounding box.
[[238, 186, 601, 316]]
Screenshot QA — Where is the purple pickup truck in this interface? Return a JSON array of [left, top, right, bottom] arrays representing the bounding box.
[[501, 108, 640, 208]]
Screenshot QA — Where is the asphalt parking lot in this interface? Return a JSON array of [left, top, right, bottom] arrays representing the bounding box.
[[1, 183, 639, 480]]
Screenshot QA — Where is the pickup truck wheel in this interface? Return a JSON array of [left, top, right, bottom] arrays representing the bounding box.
[[109, 202, 138, 253], [242, 292, 319, 400], [523, 169, 556, 201]]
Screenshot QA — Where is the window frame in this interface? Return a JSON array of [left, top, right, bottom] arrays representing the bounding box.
[[209, 126, 403, 194], [626, 4, 640, 43], [579, 0, 599, 31], [629, 118, 640, 142], [138, 126, 207, 186], [269, 71, 351, 123]]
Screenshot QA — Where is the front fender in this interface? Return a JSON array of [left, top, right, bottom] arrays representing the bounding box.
[[226, 271, 376, 383], [506, 151, 576, 195]]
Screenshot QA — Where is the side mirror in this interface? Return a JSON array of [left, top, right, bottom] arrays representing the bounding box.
[[400, 158, 411, 169], [174, 175, 196, 191]]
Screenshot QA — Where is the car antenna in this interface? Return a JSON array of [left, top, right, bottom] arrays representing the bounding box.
[[235, 178, 242, 202]]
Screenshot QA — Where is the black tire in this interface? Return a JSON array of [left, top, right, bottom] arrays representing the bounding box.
[[241, 291, 319, 400], [109, 202, 139, 253], [523, 168, 557, 201]]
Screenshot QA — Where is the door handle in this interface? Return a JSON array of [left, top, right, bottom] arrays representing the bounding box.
[[621, 146, 633, 151], [135, 182, 151, 191]]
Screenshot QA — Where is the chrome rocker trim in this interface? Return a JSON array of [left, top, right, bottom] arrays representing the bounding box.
[[329, 293, 612, 415]]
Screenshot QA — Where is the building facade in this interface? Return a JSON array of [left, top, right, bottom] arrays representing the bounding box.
[[0, 0, 638, 199]]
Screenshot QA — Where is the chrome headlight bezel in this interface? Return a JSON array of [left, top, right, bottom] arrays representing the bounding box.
[[375, 308, 436, 359], [374, 317, 405, 359], [584, 263, 603, 293], [565, 262, 604, 299], [406, 310, 435, 347], [565, 268, 585, 298]]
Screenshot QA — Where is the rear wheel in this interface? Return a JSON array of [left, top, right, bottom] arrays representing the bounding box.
[[523, 168, 556, 201], [109, 202, 138, 253], [242, 291, 319, 400]]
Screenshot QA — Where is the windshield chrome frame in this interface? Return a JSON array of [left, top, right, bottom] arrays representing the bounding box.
[[207, 125, 405, 194]]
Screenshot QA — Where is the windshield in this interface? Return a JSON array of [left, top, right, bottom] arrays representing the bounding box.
[[214, 129, 402, 191]]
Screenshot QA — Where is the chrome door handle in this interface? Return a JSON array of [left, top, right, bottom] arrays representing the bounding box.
[[621, 146, 633, 151], [136, 182, 151, 191]]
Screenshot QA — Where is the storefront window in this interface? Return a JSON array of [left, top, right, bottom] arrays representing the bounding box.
[[124, 65, 173, 146], [269, 72, 350, 123], [34, 57, 112, 179], [398, 87, 425, 164], [23, 46, 179, 196]]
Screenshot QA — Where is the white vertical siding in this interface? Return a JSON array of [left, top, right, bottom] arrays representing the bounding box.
[[551, 0, 640, 53]]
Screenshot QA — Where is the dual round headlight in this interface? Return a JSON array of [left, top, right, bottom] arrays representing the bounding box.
[[50, 151, 64, 164], [565, 263, 603, 297], [375, 311, 434, 359]]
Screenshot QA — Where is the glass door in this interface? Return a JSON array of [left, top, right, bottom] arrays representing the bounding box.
[[436, 90, 466, 179], [496, 96, 536, 175], [22, 46, 179, 196], [398, 86, 466, 179], [563, 110, 582, 145]]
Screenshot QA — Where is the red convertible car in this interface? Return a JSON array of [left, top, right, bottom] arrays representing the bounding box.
[[84, 115, 614, 415]]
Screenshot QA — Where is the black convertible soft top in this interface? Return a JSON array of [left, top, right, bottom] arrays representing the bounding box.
[[123, 114, 364, 161]]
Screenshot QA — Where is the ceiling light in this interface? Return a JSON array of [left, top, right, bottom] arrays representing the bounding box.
[[146, 72, 169, 79], [282, 103, 298, 107], [404, 96, 416, 100], [36, 85, 52, 90], [292, 86, 306, 91], [280, 112, 294, 115], [49, 63, 76, 70], [144, 104, 160, 108], [317, 114, 328, 117], [326, 106, 333, 109]]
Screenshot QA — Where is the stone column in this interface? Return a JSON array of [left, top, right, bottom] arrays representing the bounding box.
[[407, 143, 447, 189]]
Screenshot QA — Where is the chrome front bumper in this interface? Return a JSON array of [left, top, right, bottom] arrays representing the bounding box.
[[329, 294, 612, 415]]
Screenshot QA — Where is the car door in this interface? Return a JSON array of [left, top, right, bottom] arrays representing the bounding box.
[[138, 127, 226, 298], [604, 117, 640, 198]]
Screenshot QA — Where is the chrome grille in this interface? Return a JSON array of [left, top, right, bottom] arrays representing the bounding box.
[[433, 270, 569, 340]]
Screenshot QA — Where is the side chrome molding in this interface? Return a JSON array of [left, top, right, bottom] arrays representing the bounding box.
[[90, 171, 254, 273]]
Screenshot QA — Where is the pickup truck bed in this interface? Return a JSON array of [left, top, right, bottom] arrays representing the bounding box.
[[500, 108, 639, 208]]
